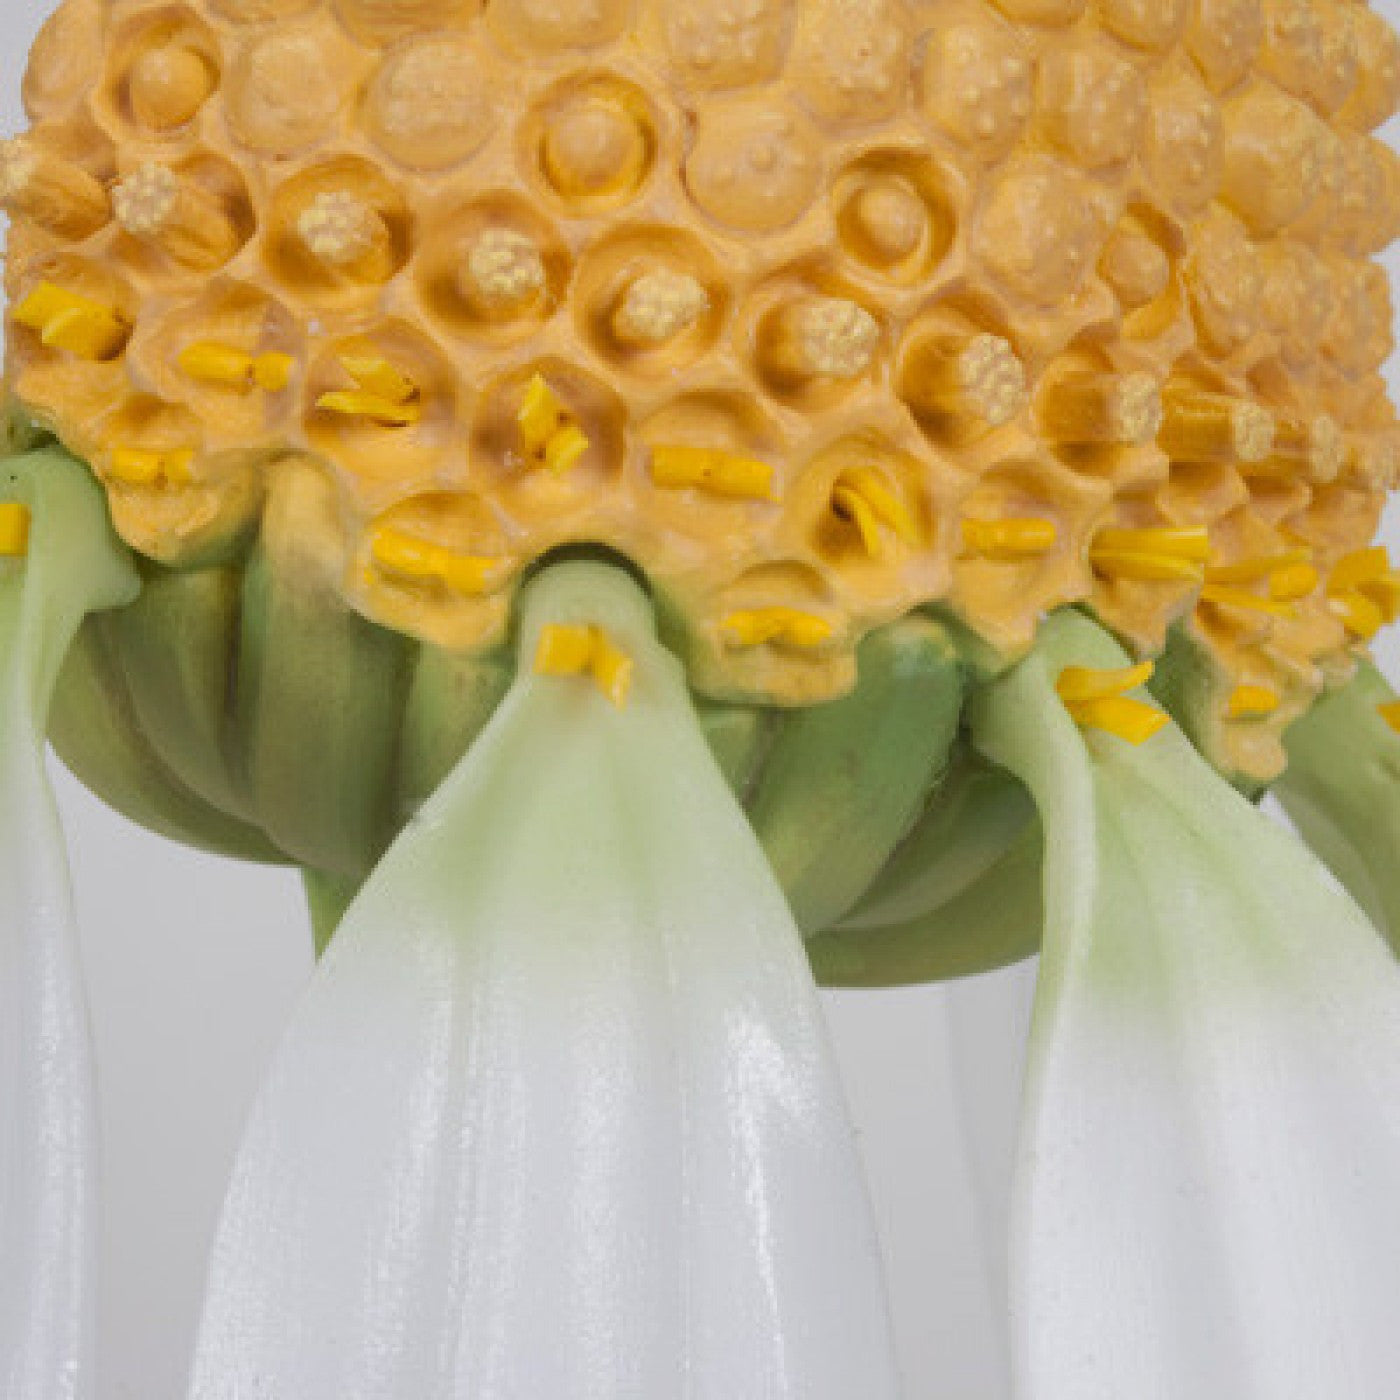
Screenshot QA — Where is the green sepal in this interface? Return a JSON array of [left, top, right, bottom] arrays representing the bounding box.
[[301, 867, 361, 959], [693, 694, 772, 797], [745, 614, 964, 934], [1275, 660, 1400, 955], [232, 540, 412, 879]]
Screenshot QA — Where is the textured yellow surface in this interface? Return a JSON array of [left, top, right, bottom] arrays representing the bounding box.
[[4, 0, 1400, 774]]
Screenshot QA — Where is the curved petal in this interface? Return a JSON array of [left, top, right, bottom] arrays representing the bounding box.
[[971, 612, 1400, 1400], [189, 562, 899, 1400], [0, 449, 138, 1400]]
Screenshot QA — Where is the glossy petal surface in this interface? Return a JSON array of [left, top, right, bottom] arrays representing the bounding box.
[[189, 563, 898, 1400]]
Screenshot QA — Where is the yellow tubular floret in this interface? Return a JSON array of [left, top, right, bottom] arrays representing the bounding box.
[[1228, 685, 1281, 719], [1327, 548, 1400, 637], [1056, 661, 1166, 745], [369, 527, 500, 597], [517, 374, 589, 475], [1379, 702, 1400, 735], [649, 446, 776, 501], [720, 608, 835, 650], [833, 468, 918, 558], [108, 447, 195, 488], [0, 503, 31, 557], [1330, 590, 1386, 641], [14, 282, 127, 361], [533, 623, 633, 707], [961, 517, 1058, 561], [318, 354, 422, 427]]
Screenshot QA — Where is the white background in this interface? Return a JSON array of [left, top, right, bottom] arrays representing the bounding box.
[[3, 3, 1399, 1395]]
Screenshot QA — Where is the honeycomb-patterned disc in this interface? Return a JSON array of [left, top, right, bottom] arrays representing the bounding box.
[[5, 0, 1400, 776]]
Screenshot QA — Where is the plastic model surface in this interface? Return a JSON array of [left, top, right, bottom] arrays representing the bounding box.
[[4, 0, 1400, 1395]]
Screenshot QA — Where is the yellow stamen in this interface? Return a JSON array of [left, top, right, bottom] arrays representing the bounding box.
[[1379, 701, 1400, 735], [1206, 549, 1312, 584], [544, 423, 590, 477], [0, 503, 31, 557], [369, 527, 501, 597], [1228, 684, 1281, 719], [1092, 551, 1206, 583], [1064, 694, 1170, 745], [832, 467, 918, 559], [1330, 590, 1386, 640], [1056, 661, 1156, 705], [339, 355, 417, 406], [14, 282, 128, 361], [960, 517, 1058, 562], [533, 623, 633, 707], [108, 446, 195, 488], [518, 374, 566, 452], [317, 390, 422, 428], [1198, 584, 1298, 618], [1359, 574, 1400, 624], [178, 342, 293, 393], [1090, 527, 1211, 583], [720, 608, 835, 650], [649, 446, 776, 502]]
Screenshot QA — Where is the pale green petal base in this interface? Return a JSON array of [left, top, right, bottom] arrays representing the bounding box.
[[0, 450, 137, 1400], [190, 562, 899, 1399], [973, 613, 1400, 1399]]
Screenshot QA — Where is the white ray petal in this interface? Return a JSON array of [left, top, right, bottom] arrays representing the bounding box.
[[189, 562, 899, 1400], [971, 613, 1400, 1400], [0, 450, 137, 1400]]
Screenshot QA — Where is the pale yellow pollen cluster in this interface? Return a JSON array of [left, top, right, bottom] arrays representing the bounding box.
[[5, 0, 1400, 775]]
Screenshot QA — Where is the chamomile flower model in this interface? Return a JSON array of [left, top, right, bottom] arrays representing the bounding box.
[[3, 0, 1400, 1394]]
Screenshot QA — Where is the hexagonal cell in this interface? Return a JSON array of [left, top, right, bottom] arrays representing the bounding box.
[[0, 128, 114, 244], [746, 268, 885, 411], [918, 15, 1032, 161], [470, 357, 628, 527], [1181, 203, 1266, 360], [687, 561, 854, 706], [781, 430, 952, 606], [520, 73, 659, 214], [264, 157, 413, 307], [1098, 209, 1183, 342], [131, 280, 302, 451], [362, 30, 499, 173], [661, 0, 795, 90], [349, 490, 518, 652], [99, 6, 221, 138], [90, 393, 263, 568], [1036, 37, 1149, 170], [897, 302, 1028, 449], [9, 252, 138, 373], [22, 0, 106, 121], [225, 20, 364, 158], [1097, 0, 1190, 53], [683, 98, 823, 234], [951, 455, 1109, 652], [417, 192, 569, 345], [1186, 0, 1265, 95], [111, 154, 255, 275], [832, 152, 957, 287], [635, 389, 787, 550], [305, 322, 463, 503], [791, 0, 910, 128], [574, 224, 727, 376]]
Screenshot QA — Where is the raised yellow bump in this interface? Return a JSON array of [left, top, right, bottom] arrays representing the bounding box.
[[1228, 684, 1281, 719], [961, 517, 1058, 561], [1379, 701, 1400, 735], [369, 527, 500, 597], [1199, 584, 1298, 618], [178, 342, 293, 393], [108, 447, 195, 488], [720, 607, 835, 650], [0, 503, 31, 557], [14, 282, 128, 361], [649, 446, 776, 501], [533, 623, 633, 707], [1055, 660, 1156, 705]]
